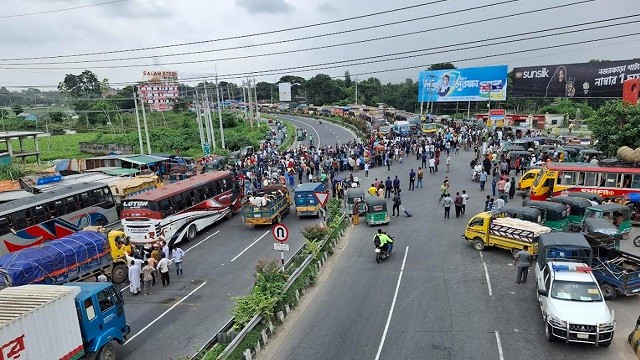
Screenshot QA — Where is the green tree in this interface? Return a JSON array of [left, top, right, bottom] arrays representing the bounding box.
[[587, 100, 640, 156], [48, 111, 65, 123], [58, 70, 101, 99], [11, 104, 23, 116], [428, 62, 456, 70], [305, 74, 344, 105], [344, 71, 352, 88], [255, 81, 273, 101], [539, 99, 595, 120]]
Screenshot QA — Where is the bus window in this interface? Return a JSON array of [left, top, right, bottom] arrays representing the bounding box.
[[0, 217, 14, 235], [66, 196, 79, 212], [632, 175, 640, 189], [603, 173, 619, 187], [584, 172, 597, 186], [159, 199, 171, 217], [576, 172, 585, 185], [102, 187, 115, 207], [196, 186, 205, 202], [561, 171, 576, 185], [13, 211, 28, 230], [620, 174, 632, 188], [172, 194, 185, 212], [79, 192, 94, 207], [54, 200, 66, 217], [33, 206, 48, 223]]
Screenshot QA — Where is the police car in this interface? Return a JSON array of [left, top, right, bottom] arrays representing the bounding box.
[[536, 261, 615, 346]]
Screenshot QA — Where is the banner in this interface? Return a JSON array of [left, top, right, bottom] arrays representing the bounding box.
[[511, 59, 640, 98], [417, 65, 507, 102], [278, 82, 292, 102]]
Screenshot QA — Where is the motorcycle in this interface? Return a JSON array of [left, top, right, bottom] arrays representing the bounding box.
[[319, 120, 323, 125], [472, 170, 480, 183], [374, 238, 394, 263]]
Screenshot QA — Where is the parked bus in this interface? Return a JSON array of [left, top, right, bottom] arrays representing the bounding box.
[[120, 171, 242, 247], [0, 182, 118, 256], [529, 162, 640, 200], [110, 175, 161, 207]]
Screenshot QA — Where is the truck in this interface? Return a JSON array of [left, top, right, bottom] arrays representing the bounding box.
[[242, 184, 292, 225], [0, 283, 130, 360], [535, 232, 615, 346], [463, 212, 552, 258], [294, 182, 325, 218], [0, 229, 130, 287], [392, 120, 411, 136]]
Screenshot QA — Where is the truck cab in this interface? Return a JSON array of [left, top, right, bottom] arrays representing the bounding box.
[[67, 282, 130, 358]]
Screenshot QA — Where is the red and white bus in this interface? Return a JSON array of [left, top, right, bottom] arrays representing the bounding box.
[[120, 171, 242, 246], [529, 162, 640, 200]]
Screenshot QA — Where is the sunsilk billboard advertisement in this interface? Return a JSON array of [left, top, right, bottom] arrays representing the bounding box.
[[418, 65, 508, 102]]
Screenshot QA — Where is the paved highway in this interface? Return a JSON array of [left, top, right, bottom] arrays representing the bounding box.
[[117, 115, 356, 360], [260, 140, 639, 360]]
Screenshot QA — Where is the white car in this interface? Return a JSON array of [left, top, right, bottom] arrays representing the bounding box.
[[536, 261, 615, 346]]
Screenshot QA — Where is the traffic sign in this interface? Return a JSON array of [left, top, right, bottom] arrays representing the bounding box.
[[273, 243, 290, 251], [272, 223, 289, 243], [314, 192, 330, 207]]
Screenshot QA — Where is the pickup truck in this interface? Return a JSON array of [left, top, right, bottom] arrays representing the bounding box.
[[463, 212, 552, 258], [242, 185, 292, 225], [535, 232, 615, 347]]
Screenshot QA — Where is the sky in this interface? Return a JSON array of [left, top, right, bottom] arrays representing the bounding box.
[[1, 0, 639, 89]]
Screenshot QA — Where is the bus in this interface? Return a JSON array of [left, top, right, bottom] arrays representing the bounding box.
[[529, 162, 640, 200], [120, 171, 242, 247], [109, 175, 160, 207], [0, 182, 118, 256]]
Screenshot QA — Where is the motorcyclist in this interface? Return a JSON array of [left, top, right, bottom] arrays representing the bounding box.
[[374, 229, 394, 254], [309, 135, 314, 145]]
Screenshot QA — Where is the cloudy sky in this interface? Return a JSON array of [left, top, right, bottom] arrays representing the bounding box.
[[1, 0, 639, 89]]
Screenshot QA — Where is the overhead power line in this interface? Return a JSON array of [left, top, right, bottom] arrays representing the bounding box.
[[4, 0, 532, 66], [0, 0, 127, 19], [0, 0, 449, 61]]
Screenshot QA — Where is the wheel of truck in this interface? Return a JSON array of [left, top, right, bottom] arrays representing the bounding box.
[[600, 283, 617, 300], [317, 210, 322, 219], [545, 323, 556, 342], [111, 263, 128, 284], [472, 237, 485, 251], [186, 224, 197, 241], [97, 342, 116, 360], [226, 207, 234, 220]]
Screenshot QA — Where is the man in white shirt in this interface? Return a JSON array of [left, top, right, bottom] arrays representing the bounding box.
[[461, 190, 469, 215], [162, 242, 170, 259], [172, 247, 185, 276], [503, 180, 511, 203], [157, 253, 171, 287]]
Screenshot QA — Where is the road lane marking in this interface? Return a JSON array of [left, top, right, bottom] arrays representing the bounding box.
[[479, 252, 493, 296], [284, 116, 322, 147], [495, 331, 505, 360], [374, 246, 409, 360], [231, 230, 269, 262], [186, 230, 219, 254], [124, 281, 207, 345]]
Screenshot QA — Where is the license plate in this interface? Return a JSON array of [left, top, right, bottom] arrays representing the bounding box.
[[576, 333, 589, 339], [375, 248, 381, 253]]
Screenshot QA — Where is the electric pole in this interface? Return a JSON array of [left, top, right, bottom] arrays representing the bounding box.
[[215, 70, 226, 149], [132, 88, 144, 154], [139, 91, 152, 154], [203, 83, 216, 150]]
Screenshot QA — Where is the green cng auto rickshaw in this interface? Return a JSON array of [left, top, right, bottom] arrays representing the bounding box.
[[566, 192, 604, 204], [523, 200, 569, 231], [363, 196, 390, 226], [548, 196, 592, 232], [584, 203, 632, 239], [345, 188, 366, 215], [498, 206, 543, 224]]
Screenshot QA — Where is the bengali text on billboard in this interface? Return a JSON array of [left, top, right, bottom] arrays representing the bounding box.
[[417, 65, 507, 102], [511, 59, 640, 98]]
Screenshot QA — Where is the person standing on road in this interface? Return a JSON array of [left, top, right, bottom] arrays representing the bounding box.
[[384, 177, 392, 198], [162, 241, 170, 259], [142, 260, 154, 295], [128, 260, 141, 295], [421, 151, 428, 168], [479, 170, 487, 191], [157, 253, 171, 287], [429, 157, 436, 174], [364, 162, 370, 178], [514, 246, 532, 284], [392, 175, 400, 194], [352, 198, 360, 225], [417, 167, 424, 188], [502, 179, 511, 203], [442, 193, 453, 219], [409, 169, 416, 191], [173, 247, 185, 276], [392, 191, 401, 217], [509, 177, 516, 199], [454, 192, 463, 218], [491, 176, 498, 197], [439, 181, 449, 203], [484, 195, 494, 212], [461, 190, 469, 215], [446, 155, 451, 172]]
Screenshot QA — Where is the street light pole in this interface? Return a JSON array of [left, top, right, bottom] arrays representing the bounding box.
[[215, 69, 226, 150]]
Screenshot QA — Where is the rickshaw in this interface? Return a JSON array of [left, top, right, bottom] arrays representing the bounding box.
[[498, 206, 543, 224], [363, 195, 390, 226], [626, 192, 640, 225], [345, 188, 366, 215], [566, 192, 603, 204], [584, 203, 632, 239], [523, 200, 569, 231], [548, 196, 592, 232]]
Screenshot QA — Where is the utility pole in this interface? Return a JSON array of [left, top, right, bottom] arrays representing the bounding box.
[[241, 80, 248, 120], [247, 78, 254, 127], [133, 88, 144, 154], [354, 77, 358, 105], [194, 90, 206, 153], [253, 74, 259, 119], [203, 83, 216, 149], [139, 91, 152, 154], [215, 70, 226, 149]]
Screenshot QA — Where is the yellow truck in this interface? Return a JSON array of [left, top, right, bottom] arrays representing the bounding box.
[[462, 212, 551, 259], [242, 185, 292, 225]]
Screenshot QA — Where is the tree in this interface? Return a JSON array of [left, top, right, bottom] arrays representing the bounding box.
[[255, 82, 273, 101], [58, 70, 102, 99], [100, 78, 110, 97], [305, 74, 344, 105], [587, 100, 640, 156], [11, 104, 23, 116], [344, 71, 352, 88], [539, 99, 595, 119], [48, 111, 65, 123], [428, 62, 456, 70]]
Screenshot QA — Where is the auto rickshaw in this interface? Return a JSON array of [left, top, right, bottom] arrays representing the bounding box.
[[566, 192, 604, 204], [508, 150, 531, 170], [548, 196, 592, 232], [498, 206, 543, 224], [584, 203, 632, 239], [626, 192, 640, 225], [583, 217, 621, 250], [523, 200, 569, 231], [516, 168, 541, 191], [363, 195, 390, 226], [345, 188, 366, 215], [576, 149, 603, 163]]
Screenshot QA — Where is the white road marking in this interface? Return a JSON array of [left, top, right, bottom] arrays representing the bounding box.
[[479, 252, 493, 296], [230, 230, 269, 262], [185, 230, 219, 254], [284, 116, 322, 147], [374, 246, 409, 360], [124, 281, 207, 345], [495, 331, 505, 360]]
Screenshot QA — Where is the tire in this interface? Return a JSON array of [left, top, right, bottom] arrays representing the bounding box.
[[186, 224, 197, 242], [96, 342, 116, 360], [600, 340, 612, 347], [600, 283, 617, 300], [317, 211, 322, 219], [226, 207, 234, 220], [111, 263, 128, 284], [376, 252, 382, 263], [545, 323, 556, 342], [635, 236, 640, 247], [472, 237, 485, 251]]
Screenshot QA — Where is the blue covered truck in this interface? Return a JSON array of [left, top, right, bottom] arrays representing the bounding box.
[[294, 183, 325, 218]]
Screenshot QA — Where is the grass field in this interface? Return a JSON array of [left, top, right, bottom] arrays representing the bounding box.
[[8, 133, 98, 162]]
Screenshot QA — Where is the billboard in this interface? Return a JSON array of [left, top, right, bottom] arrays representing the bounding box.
[[418, 65, 507, 102], [140, 70, 179, 111], [278, 82, 292, 102], [511, 59, 640, 98]]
